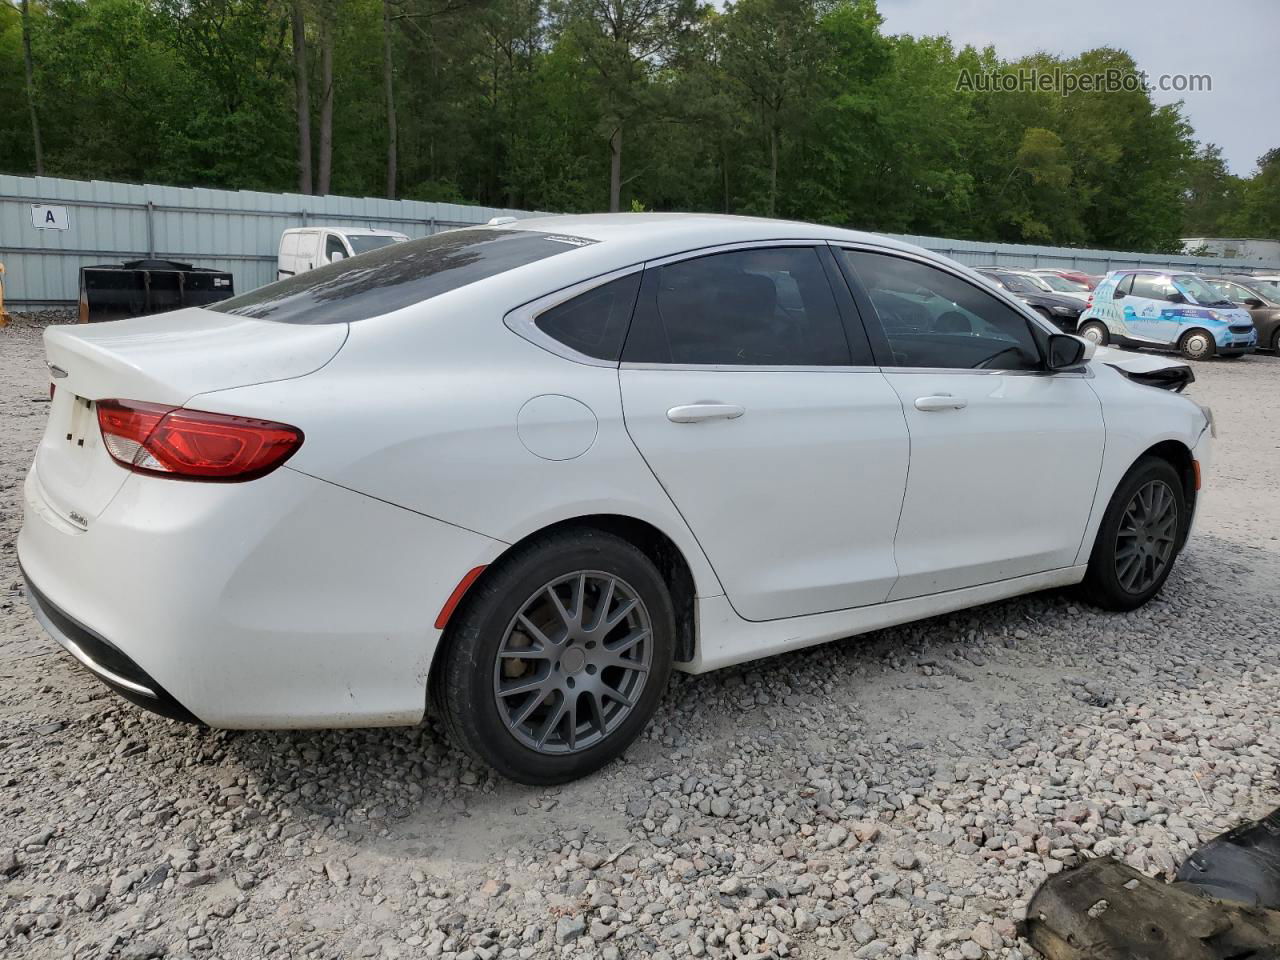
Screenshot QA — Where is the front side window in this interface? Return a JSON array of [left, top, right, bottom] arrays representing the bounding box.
[[842, 250, 1042, 371], [1114, 274, 1135, 297], [622, 247, 853, 366], [214, 228, 592, 324], [325, 234, 348, 261]]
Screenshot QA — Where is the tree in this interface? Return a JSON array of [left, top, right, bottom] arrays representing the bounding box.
[[291, 0, 313, 193], [561, 0, 695, 211], [19, 0, 43, 174]]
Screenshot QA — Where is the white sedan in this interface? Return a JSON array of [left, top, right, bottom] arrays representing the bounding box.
[[19, 215, 1213, 783]]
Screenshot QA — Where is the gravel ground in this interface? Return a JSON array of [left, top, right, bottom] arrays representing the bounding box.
[[2, 314, 1278, 960]]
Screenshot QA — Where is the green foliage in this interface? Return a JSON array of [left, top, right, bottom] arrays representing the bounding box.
[[1, 0, 1270, 251]]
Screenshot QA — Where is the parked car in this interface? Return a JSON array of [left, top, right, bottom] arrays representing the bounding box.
[[1027, 270, 1093, 300], [20, 215, 1213, 784], [1032, 268, 1099, 290], [1202, 275, 1280, 352], [975, 268, 1084, 330], [1077, 269, 1258, 360], [277, 227, 409, 279], [1008, 269, 1090, 304]]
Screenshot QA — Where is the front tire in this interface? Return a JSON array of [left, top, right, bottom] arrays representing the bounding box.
[[1078, 321, 1109, 346], [1080, 456, 1188, 612], [436, 529, 675, 785], [1179, 328, 1215, 361]]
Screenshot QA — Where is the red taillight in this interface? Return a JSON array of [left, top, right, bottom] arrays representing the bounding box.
[[96, 400, 303, 481]]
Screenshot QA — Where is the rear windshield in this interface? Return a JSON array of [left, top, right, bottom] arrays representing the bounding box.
[[214, 228, 592, 324]]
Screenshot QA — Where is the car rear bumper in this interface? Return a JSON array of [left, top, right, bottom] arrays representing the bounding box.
[[18, 462, 504, 728], [22, 568, 201, 724]]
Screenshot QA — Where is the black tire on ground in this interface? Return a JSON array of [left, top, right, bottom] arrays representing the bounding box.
[[435, 528, 675, 785], [1272, 329, 1280, 353], [1179, 328, 1216, 361], [1079, 456, 1189, 612], [1078, 321, 1109, 346]]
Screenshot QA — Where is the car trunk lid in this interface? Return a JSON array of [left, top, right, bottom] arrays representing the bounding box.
[[33, 309, 345, 527]]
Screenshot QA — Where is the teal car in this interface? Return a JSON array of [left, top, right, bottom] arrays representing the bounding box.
[[1077, 269, 1257, 360]]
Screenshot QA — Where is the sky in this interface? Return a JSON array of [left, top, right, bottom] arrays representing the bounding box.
[[877, 0, 1279, 176]]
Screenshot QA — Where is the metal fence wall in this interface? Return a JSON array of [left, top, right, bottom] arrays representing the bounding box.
[[2, 173, 1277, 308], [0, 174, 542, 308], [881, 232, 1280, 276]]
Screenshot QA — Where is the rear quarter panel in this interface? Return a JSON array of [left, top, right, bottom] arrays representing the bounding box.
[[188, 276, 726, 600]]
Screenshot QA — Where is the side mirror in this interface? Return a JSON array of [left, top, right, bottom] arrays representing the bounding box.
[[329, 251, 345, 262], [1244, 297, 1263, 309], [1112, 289, 1126, 299], [1047, 333, 1089, 370], [1167, 291, 1186, 304]]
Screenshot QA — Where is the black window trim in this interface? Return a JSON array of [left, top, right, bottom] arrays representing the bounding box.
[[831, 242, 1072, 376], [620, 239, 876, 372]]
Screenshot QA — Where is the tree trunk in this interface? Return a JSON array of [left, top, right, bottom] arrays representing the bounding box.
[[609, 124, 622, 212], [317, 16, 334, 196], [768, 122, 778, 219], [291, 0, 313, 194], [381, 0, 397, 199], [721, 141, 730, 213], [20, 0, 44, 176]]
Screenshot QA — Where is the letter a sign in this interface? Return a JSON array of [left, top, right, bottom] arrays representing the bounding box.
[[31, 204, 70, 230]]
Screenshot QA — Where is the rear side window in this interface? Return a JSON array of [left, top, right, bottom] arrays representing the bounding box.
[[215, 228, 593, 324], [534, 273, 641, 361], [622, 247, 853, 366]]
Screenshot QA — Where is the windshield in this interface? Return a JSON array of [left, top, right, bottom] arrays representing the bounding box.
[[993, 273, 1036, 294], [1173, 274, 1233, 306], [214, 228, 594, 324], [1018, 273, 1053, 292], [347, 235, 403, 255], [1248, 278, 1280, 299], [1037, 274, 1087, 293]]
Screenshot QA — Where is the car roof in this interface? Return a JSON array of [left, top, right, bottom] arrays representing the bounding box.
[[501, 212, 929, 264]]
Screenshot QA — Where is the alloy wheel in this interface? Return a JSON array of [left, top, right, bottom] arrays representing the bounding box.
[[1114, 479, 1178, 594], [493, 571, 653, 754], [1081, 324, 1105, 344]]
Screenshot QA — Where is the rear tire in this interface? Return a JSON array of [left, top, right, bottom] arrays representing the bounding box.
[[1179, 329, 1215, 361], [1078, 321, 1109, 346], [1271, 329, 1280, 353], [436, 528, 675, 785], [1079, 456, 1188, 612]]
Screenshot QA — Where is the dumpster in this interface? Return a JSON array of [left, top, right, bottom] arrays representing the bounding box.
[[78, 259, 235, 323]]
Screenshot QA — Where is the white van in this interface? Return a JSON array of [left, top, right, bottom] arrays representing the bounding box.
[[277, 227, 409, 279]]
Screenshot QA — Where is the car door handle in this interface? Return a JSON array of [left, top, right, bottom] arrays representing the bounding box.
[[914, 394, 968, 412], [666, 403, 746, 424]]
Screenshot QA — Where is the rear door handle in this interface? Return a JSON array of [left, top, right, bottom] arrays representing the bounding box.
[[666, 403, 746, 424], [914, 394, 968, 412]]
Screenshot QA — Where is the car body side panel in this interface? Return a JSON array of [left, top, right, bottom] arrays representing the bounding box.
[[19, 462, 503, 727], [683, 565, 1088, 674], [187, 281, 727, 602], [1073, 361, 1211, 567]]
